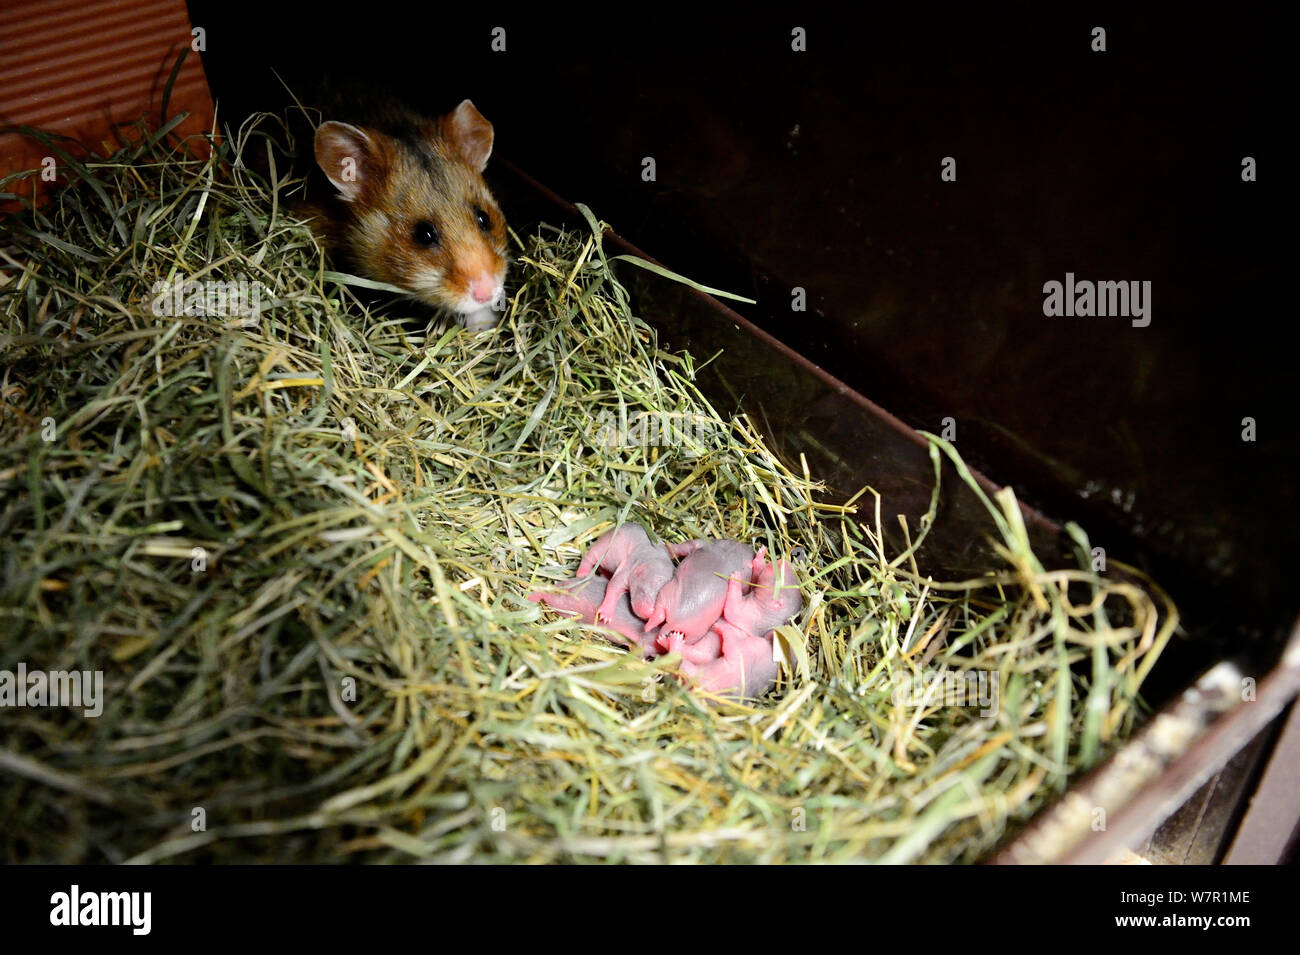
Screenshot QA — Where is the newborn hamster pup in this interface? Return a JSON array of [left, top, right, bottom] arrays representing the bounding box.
[[576, 523, 675, 623], [312, 100, 509, 331], [712, 550, 803, 646], [646, 539, 756, 648], [528, 575, 662, 655], [680, 628, 780, 701]]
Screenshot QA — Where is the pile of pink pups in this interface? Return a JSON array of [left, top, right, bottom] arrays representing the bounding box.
[[528, 522, 802, 699]]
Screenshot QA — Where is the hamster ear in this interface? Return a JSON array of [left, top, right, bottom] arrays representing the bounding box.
[[445, 100, 494, 171], [315, 122, 375, 201]]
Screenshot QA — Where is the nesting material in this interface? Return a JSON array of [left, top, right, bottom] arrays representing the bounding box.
[[0, 114, 1177, 863]]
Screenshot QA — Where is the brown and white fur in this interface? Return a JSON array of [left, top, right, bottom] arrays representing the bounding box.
[[309, 100, 509, 331]]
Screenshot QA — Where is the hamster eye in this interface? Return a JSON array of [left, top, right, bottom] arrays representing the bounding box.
[[412, 222, 439, 246], [473, 206, 492, 232]]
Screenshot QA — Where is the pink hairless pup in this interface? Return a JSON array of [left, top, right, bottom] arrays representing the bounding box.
[[679, 629, 781, 700], [529, 526, 805, 700], [528, 575, 662, 656], [675, 551, 802, 700], [658, 628, 720, 665], [647, 539, 756, 651], [576, 523, 675, 624], [710, 552, 803, 651]]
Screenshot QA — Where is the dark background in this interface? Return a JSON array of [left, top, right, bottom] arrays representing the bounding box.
[[189, 4, 1294, 676]]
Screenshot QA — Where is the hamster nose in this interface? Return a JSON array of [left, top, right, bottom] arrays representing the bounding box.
[[469, 277, 496, 304]]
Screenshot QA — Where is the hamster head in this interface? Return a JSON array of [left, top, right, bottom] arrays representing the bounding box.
[[750, 559, 803, 621], [314, 100, 508, 321], [628, 559, 673, 620]]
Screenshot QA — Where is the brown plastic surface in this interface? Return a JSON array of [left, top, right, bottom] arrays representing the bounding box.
[[0, 0, 214, 205]]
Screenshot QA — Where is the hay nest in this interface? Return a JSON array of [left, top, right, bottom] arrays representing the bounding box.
[[0, 113, 1176, 863]]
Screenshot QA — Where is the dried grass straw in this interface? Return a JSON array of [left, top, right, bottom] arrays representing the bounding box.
[[0, 111, 1176, 863]]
